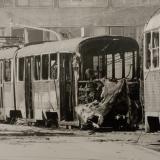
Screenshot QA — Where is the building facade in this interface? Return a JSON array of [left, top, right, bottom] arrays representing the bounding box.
[[0, 0, 160, 45]]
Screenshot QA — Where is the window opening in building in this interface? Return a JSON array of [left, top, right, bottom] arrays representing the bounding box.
[[4, 0, 13, 7], [16, 0, 29, 6], [19, 58, 24, 81], [34, 55, 41, 80], [50, 54, 57, 79], [42, 54, 49, 80]]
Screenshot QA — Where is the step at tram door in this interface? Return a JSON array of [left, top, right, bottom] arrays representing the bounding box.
[[25, 57, 34, 119], [59, 53, 74, 121]]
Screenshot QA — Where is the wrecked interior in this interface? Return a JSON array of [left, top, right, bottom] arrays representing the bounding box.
[[75, 36, 141, 130]]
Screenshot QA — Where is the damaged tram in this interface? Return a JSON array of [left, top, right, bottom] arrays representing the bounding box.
[[0, 36, 141, 129], [144, 12, 160, 132], [76, 36, 141, 130]]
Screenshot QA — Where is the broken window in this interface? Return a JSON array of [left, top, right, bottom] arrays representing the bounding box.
[[125, 52, 133, 78], [18, 58, 24, 81], [34, 55, 41, 80], [107, 54, 112, 79], [50, 54, 57, 79], [115, 53, 122, 79], [42, 54, 49, 80], [4, 60, 11, 82], [93, 56, 103, 78], [152, 31, 159, 68], [145, 32, 151, 69]]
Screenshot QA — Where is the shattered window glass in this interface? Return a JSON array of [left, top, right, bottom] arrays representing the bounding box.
[[34, 55, 41, 80], [42, 54, 49, 80], [4, 60, 11, 82], [50, 54, 57, 79], [19, 58, 24, 81]]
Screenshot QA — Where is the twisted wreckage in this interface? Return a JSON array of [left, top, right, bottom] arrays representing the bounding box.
[[75, 79, 141, 130]]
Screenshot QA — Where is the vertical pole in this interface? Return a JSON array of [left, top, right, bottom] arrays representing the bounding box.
[[132, 51, 135, 78], [112, 53, 115, 79], [105, 54, 108, 78], [122, 52, 125, 78]]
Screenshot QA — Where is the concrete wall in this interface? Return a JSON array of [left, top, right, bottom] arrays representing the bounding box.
[[0, 0, 160, 44]]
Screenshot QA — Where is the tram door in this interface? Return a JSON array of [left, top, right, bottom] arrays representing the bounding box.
[[59, 53, 73, 121], [0, 61, 4, 119], [24, 57, 34, 119]]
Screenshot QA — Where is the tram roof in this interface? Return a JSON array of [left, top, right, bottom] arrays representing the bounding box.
[[17, 36, 139, 58], [17, 38, 84, 58], [0, 47, 18, 59], [145, 12, 160, 32]]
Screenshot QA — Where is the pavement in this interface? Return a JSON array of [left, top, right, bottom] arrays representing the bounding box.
[[0, 124, 160, 160]]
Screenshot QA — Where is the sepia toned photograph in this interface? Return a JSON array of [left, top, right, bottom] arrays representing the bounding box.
[[0, 0, 160, 159]]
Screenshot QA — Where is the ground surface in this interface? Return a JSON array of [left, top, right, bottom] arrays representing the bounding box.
[[0, 124, 160, 160]]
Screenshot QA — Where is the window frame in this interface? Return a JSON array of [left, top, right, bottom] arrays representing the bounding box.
[[3, 59, 12, 83], [32, 53, 59, 82], [17, 57, 25, 82], [33, 54, 41, 81], [50, 53, 58, 80], [144, 29, 160, 71]]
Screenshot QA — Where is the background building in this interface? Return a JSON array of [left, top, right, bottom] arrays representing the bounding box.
[[0, 0, 160, 45]]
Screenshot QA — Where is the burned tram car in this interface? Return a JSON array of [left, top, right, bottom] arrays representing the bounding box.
[[76, 36, 141, 130], [0, 36, 141, 129]]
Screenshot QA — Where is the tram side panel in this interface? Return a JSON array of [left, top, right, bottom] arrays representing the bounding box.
[[144, 70, 160, 132], [32, 80, 60, 122], [144, 31, 160, 132], [0, 61, 15, 121], [15, 54, 60, 124], [15, 81, 26, 119]]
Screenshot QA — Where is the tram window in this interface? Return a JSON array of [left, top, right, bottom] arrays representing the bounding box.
[[145, 32, 151, 69], [93, 56, 103, 78], [18, 58, 24, 81], [34, 55, 41, 80], [4, 60, 11, 82], [42, 54, 49, 80], [125, 52, 132, 78], [107, 54, 112, 79], [152, 31, 159, 68], [115, 53, 122, 79], [50, 54, 57, 79]]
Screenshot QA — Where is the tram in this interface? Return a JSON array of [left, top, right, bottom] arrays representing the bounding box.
[[76, 36, 141, 129], [0, 35, 141, 128], [144, 12, 160, 132]]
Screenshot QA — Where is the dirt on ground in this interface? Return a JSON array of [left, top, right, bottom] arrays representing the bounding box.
[[0, 123, 160, 153]]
